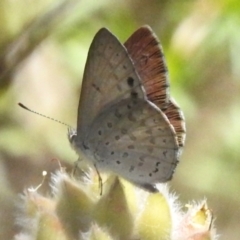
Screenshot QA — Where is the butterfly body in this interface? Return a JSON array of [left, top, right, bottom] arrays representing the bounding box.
[[69, 26, 185, 192]]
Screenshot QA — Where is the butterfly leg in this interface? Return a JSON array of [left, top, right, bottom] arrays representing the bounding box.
[[94, 163, 103, 196], [72, 157, 89, 180]]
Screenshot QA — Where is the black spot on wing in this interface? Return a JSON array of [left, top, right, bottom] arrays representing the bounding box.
[[131, 91, 138, 98], [127, 77, 134, 87]]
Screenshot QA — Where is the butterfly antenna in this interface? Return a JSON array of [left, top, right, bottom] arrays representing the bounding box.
[[18, 102, 72, 128]]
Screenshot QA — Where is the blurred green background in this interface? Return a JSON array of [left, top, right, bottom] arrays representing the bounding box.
[[0, 0, 239, 239]]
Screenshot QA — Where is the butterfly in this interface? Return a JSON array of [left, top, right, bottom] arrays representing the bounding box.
[[68, 25, 186, 192]]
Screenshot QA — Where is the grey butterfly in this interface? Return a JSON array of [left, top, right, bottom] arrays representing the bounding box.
[[69, 26, 185, 192]]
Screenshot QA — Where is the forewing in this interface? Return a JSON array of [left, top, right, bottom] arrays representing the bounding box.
[[124, 25, 170, 110], [125, 25, 186, 147], [77, 28, 146, 139]]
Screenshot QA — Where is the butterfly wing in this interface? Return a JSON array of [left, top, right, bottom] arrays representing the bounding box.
[[163, 99, 186, 147], [124, 25, 170, 110], [77, 28, 146, 140], [125, 25, 186, 148], [86, 97, 179, 192]]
